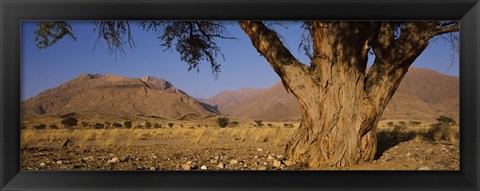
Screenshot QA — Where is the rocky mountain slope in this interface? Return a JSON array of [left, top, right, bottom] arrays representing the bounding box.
[[21, 74, 218, 119], [204, 67, 459, 121]]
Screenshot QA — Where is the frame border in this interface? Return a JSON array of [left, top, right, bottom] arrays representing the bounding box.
[[1, 0, 479, 190]]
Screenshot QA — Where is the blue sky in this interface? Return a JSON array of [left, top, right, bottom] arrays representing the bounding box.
[[21, 21, 459, 100]]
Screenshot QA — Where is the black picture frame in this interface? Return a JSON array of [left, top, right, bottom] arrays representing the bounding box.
[[1, 0, 479, 190]]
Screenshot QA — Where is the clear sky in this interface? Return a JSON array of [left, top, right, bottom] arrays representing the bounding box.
[[21, 21, 459, 100]]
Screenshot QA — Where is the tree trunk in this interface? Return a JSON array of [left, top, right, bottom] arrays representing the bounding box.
[[284, 61, 386, 168], [238, 21, 444, 169]]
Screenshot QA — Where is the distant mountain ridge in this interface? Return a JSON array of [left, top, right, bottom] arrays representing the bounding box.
[[203, 67, 459, 121], [21, 74, 218, 119], [22, 67, 459, 122]]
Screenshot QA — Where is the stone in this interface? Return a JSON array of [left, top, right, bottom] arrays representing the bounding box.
[[284, 160, 296, 166], [210, 159, 218, 164], [40, 162, 46, 167], [56, 160, 63, 165], [256, 148, 263, 152], [267, 155, 275, 160], [108, 157, 120, 163], [417, 166, 430, 170], [217, 162, 225, 169], [276, 155, 284, 160], [182, 164, 191, 170], [230, 159, 238, 165], [200, 165, 208, 170], [273, 160, 282, 167], [120, 156, 128, 162], [150, 167, 156, 170], [257, 165, 268, 170]]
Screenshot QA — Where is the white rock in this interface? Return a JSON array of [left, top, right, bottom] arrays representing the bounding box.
[[257, 165, 268, 170], [230, 159, 238, 165], [273, 160, 282, 167], [200, 165, 208, 170], [56, 160, 63, 165], [284, 160, 296, 166], [217, 162, 225, 169], [108, 157, 120, 163], [257, 148, 263, 152], [267, 155, 275, 160], [417, 166, 430, 170], [150, 167, 156, 170], [40, 162, 46, 167]]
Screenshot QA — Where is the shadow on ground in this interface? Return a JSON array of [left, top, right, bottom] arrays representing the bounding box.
[[375, 130, 417, 160]]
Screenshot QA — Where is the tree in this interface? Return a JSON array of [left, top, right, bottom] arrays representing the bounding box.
[[216, 117, 229, 128], [61, 117, 78, 128], [34, 20, 459, 168]]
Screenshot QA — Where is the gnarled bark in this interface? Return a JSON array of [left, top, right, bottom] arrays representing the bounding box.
[[238, 21, 458, 169]]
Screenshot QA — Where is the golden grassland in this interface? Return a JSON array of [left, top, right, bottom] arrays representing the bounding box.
[[21, 117, 459, 150]]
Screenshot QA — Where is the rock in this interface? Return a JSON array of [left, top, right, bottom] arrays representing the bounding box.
[[406, 152, 411, 157], [257, 148, 263, 152], [273, 160, 282, 167], [152, 156, 157, 159], [267, 155, 275, 160], [182, 164, 191, 170], [257, 165, 268, 170], [284, 160, 296, 166], [230, 159, 238, 165], [108, 157, 120, 163], [417, 166, 430, 170], [217, 162, 225, 169], [210, 159, 218, 164], [150, 167, 156, 170], [200, 165, 208, 170], [40, 162, 46, 167], [186, 161, 193, 165], [276, 155, 284, 160], [120, 156, 128, 162], [56, 160, 63, 165]]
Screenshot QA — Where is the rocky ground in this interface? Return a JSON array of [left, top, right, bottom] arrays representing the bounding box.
[[21, 136, 459, 171]]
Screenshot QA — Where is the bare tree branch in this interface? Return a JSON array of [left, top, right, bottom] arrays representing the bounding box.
[[238, 21, 309, 93]]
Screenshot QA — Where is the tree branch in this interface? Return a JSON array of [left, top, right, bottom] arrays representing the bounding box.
[[238, 21, 309, 93]]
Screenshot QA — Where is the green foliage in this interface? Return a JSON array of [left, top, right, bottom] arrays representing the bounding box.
[[124, 120, 132, 128], [436, 116, 456, 125], [216, 117, 229, 128], [145, 121, 152, 129], [113, 122, 122, 128], [428, 116, 457, 141], [33, 124, 46, 130], [94, 123, 105, 129], [34, 21, 77, 48], [61, 117, 78, 128], [254, 120, 264, 127], [168, 123, 174, 128], [141, 21, 234, 77]]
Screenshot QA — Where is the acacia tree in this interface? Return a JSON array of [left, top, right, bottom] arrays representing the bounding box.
[[34, 20, 459, 168]]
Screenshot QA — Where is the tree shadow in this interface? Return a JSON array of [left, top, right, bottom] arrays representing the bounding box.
[[375, 130, 417, 160]]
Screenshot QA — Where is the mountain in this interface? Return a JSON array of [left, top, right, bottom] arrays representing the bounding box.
[[21, 74, 218, 119], [201, 88, 265, 114], [204, 67, 459, 121]]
